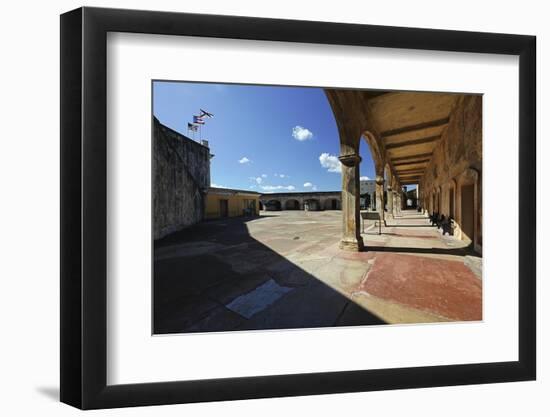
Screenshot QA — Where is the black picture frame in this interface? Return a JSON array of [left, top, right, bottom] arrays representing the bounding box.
[[60, 6, 536, 410]]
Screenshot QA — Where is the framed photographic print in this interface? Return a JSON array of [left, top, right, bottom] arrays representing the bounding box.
[[60, 6, 536, 409]]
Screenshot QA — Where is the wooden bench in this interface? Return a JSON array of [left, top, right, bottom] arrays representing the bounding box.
[[361, 211, 386, 235], [430, 212, 455, 236], [440, 216, 455, 236], [429, 212, 440, 226]]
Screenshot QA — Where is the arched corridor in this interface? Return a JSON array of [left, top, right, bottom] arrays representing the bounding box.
[[325, 89, 482, 255]]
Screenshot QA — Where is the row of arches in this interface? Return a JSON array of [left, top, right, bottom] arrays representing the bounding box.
[[260, 197, 341, 211]]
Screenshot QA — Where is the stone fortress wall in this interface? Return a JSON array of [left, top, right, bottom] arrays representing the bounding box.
[[153, 117, 211, 240]]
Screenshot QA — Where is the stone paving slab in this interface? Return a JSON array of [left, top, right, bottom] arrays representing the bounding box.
[[236, 279, 381, 330], [226, 279, 293, 319]]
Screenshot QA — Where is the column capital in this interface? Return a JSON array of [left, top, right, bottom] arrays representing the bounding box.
[[375, 175, 384, 185], [338, 153, 361, 167]]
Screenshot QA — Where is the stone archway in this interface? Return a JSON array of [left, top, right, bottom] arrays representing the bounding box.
[[265, 199, 282, 211], [284, 199, 301, 210], [323, 198, 341, 210], [304, 198, 321, 211], [363, 131, 387, 227]]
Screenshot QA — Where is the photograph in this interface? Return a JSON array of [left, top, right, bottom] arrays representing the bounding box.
[[152, 81, 483, 334]]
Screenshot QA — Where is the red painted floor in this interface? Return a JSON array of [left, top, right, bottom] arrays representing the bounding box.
[[361, 252, 482, 321]]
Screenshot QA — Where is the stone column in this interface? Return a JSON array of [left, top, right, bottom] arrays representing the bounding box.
[[387, 187, 394, 217], [375, 175, 385, 225], [392, 191, 398, 216], [338, 153, 364, 251]]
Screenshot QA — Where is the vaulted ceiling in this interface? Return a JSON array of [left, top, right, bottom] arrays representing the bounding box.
[[325, 89, 462, 187], [368, 92, 459, 185]]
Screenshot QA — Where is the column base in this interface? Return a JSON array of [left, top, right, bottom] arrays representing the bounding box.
[[339, 236, 364, 252]]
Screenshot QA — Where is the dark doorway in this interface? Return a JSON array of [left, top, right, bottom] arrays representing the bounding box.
[[304, 199, 321, 211], [285, 199, 300, 210], [266, 200, 282, 211], [461, 184, 474, 242], [364, 194, 371, 209], [219, 199, 229, 218]]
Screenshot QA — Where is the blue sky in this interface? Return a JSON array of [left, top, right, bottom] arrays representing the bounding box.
[[153, 81, 380, 193]]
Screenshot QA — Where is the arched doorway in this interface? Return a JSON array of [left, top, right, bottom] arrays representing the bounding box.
[[448, 180, 456, 218], [284, 199, 300, 210], [461, 183, 474, 240], [324, 198, 340, 210], [265, 200, 282, 211], [304, 199, 321, 211]]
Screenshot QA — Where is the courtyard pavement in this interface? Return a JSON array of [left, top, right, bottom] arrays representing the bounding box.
[[154, 209, 482, 334]]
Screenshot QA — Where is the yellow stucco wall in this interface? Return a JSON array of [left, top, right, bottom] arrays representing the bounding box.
[[205, 190, 260, 220]]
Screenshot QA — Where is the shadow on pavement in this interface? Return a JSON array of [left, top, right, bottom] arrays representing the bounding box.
[[154, 215, 386, 335]]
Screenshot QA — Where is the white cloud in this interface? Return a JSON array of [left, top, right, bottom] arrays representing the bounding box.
[[279, 174, 288, 178], [319, 153, 341, 173], [238, 157, 250, 164], [255, 177, 263, 184], [261, 174, 267, 178], [312, 186, 318, 191], [292, 126, 314, 141], [261, 185, 296, 192], [360, 176, 370, 181], [303, 182, 313, 187], [211, 183, 227, 188]]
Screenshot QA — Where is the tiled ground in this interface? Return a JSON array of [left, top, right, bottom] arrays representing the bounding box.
[[154, 210, 482, 334]]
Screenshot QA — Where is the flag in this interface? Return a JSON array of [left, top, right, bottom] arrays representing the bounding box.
[[187, 123, 198, 132], [193, 115, 205, 124], [200, 108, 214, 118]]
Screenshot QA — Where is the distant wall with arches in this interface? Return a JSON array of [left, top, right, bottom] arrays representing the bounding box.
[[260, 192, 341, 212]]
